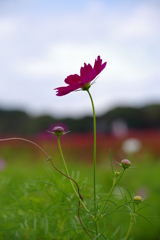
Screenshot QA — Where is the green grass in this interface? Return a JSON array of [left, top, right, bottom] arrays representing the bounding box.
[[0, 145, 160, 239]]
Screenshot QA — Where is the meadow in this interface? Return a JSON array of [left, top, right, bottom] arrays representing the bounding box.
[[0, 131, 160, 239]]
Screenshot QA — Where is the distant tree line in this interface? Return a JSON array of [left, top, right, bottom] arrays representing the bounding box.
[[0, 104, 160, 136]]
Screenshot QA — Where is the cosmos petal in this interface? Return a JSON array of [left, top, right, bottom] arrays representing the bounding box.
[[65, 74, 80, 84], [54, 83, 81, 96], [94, 55, 107, 76], [80, 63, 92, 77], [81, 68, 96, 84]]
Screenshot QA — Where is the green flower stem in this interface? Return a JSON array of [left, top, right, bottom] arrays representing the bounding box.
[[95, 221, 99, 239], [97, 178, 116, 221], [87, 89, 98, 238], [57, 136, 91, 215], [115, 168, 125, 185], [96, 169, 125, 221], [125, 201, 139, 240], [125, 214, 134, 240], [87, 89, 97, 213]]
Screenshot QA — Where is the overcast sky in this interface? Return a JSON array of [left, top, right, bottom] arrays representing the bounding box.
[[0, 0, 160, 118]]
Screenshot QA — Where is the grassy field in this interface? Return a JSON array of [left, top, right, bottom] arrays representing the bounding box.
[[0, 133, 160, 239]]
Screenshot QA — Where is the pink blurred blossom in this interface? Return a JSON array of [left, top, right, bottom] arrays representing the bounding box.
[[0, 159, 6, 171]]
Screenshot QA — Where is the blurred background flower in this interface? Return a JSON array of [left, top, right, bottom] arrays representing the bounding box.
[[122, 138, 142, 154], [0, 159, 6, 171]]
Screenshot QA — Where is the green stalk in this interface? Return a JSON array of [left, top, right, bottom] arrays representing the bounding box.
[[115, 168, 125, 185], [125, 214, 134, 240], [125, 203, 139, 240], [87, 90, 97, 210], [97, 178, 116, 221], [97, 169, 125, 221], [87, 89, 98, 237], [57, 136, 90, 214]]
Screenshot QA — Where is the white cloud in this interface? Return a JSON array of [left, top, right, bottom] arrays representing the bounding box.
[[111, 3, 160, 41], [0, 18, 18, 38], [17, 43, 105, 78]]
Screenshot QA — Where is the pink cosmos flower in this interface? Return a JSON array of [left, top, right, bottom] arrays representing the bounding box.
[[55, 56, 107, 96]]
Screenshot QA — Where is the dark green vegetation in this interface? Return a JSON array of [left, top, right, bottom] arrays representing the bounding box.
[[0, 141, 160, 239], [1, 104, 160, 135]]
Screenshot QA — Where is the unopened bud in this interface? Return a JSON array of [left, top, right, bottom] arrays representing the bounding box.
[[121, 159, 131, 169], [53, 126, 64, 136], [134, 196, 142, 204], [114, 171, 120, 177]]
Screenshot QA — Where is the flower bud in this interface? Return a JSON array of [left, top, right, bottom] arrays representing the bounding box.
[[114, 171, 120, 177], [53, 126, 64, 136], [134, 196, 142, 204], [121, 159, 131, 169]]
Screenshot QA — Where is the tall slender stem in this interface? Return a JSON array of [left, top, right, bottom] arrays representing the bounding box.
[[57, 136, 90, 214], [87, 89, 97, 212], [87, 89, 98, 238]]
